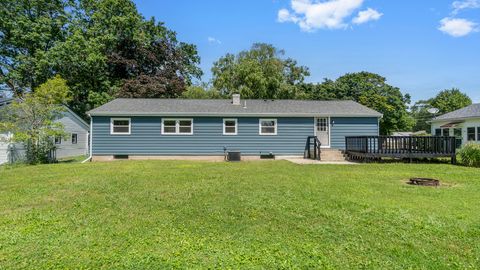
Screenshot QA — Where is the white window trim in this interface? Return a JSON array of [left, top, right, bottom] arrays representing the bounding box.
[[467, 127, 476, 141], [259, 118, 277, 136], [223, 118, 238, 135], [110, 118, 131, 135], [161, 118, 194, 135]]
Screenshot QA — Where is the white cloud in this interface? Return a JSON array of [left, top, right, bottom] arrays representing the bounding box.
[[207, 37, 221, 44], [438, 17, 478, 37], [452, 0, 480, 14], [277, 0, 381, 31], [352, 8, 383, 24]]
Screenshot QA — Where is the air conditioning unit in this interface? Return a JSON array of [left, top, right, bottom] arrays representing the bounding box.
[[227, 151, 241, 161]]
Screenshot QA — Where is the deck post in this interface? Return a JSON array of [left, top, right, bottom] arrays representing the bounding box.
[[451, 137, 457, 165], [408, 137, 413, 163]]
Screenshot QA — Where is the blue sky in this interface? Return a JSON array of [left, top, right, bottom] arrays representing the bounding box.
[[134, 0, 480, 103]]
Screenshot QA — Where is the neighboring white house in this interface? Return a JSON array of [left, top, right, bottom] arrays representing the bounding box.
[[431, 103, 480, 148], [0, 101, 89, 164], [54, 107, 90, 159]]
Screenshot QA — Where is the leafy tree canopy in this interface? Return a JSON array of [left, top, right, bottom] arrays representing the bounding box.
[[0, 0, 202, 116], [211, 43, 309, 99], [410, 88, 472, 133], [300, 72, 414, 135], [430, 88, 472, 114], [181, 85, 224, 99], [0, 0, 69, 95]]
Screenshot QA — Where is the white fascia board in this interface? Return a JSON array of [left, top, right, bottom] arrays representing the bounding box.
[[89, 112, 383, 118], [430, 116, 480, 123]]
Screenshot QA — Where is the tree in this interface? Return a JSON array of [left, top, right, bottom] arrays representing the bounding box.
[[0, 75, 72, 164], [1, 0, 202, 115], [410, 101, 435, 132], [211, 43, 309, 99], [112, 36, 201, 98], [0, 0, 69, 95], [410, 89, 471, 133], [430, 88, 472, 114], [297, 79, 337, 100], [304, 72, 413, 135], [181, 85, 223, 99], [54, 0, 201, 113]]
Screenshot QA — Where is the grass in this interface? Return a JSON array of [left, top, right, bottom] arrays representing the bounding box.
[[0, 161, 479, 269]]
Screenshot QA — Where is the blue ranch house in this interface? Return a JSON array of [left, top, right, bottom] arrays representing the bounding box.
[[87, 95, 382, 161]]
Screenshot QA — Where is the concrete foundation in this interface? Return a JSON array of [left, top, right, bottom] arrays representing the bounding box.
[[91, 155, 303, 162]]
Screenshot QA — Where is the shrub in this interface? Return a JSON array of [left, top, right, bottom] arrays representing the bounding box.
[[458, 143, 480, 167]]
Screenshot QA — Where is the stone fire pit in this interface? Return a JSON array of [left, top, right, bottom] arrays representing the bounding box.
[[409, 178, 440, 187]]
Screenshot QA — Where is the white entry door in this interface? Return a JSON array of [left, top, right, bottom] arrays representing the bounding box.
[[315, 117, 330, 148]]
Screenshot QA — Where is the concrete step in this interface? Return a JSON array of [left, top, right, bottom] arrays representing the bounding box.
[[320, 149, 347, 161]]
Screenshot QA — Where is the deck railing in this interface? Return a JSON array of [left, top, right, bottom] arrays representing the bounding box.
[[345, 136, 457, 163]]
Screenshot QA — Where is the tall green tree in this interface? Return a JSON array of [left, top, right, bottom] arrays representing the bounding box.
[[430, 88, 472, 114], [211, 43, 309, 99], [53, 0, 202, 113], [303, 72, 413, 135], [0, 0, 69, 95], [1, 0, 202, 115], [410, 89, 471, 133]]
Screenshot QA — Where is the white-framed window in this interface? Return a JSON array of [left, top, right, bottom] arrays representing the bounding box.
[[110, 118, 131, 135], [54, 136, 62, 144], [162, 119, 193, 135], [223, 118, 237, 135], [71, 133, 78, 144], [259, 119, 277, 135], [467, 127, 476, 141]]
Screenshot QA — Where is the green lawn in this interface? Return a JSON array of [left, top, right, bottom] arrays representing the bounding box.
[[0, 161, 479, 269]]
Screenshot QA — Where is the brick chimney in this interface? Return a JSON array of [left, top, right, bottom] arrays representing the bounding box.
[[232, 94, 240, 105]]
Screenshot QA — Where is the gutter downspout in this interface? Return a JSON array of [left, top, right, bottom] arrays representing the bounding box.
[[81, 114, 93, 163]]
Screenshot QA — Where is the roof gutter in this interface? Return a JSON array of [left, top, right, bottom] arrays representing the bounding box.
[[87, 112, 383, 118], [430, 116, 480, 123]]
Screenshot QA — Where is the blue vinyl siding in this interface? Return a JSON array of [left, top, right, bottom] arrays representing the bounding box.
[[330, 117, 379, 149], [92, 116, 314, 156], [92, 116, 380, 155]]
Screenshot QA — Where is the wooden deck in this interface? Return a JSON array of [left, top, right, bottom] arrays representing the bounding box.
[[345, 136, 457, 164]]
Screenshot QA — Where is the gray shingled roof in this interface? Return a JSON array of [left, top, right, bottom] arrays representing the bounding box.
[[88, 98, 382, 117], [432, 103, 480, 121]]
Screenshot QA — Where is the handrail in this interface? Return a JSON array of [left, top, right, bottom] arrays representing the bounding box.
[[345, 136, 457, 163], [305, 136, 322, 160]]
